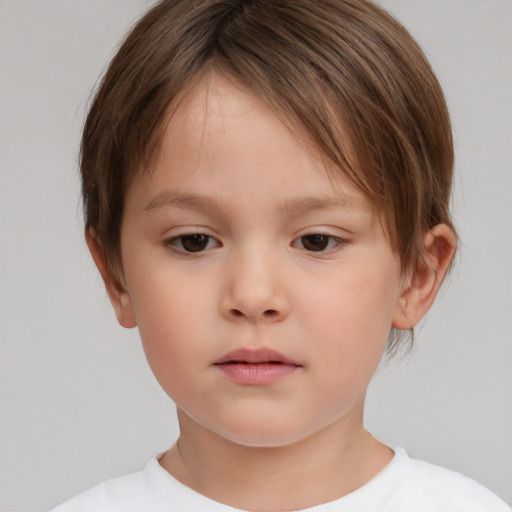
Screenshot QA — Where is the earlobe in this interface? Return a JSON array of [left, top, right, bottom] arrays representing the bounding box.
[[392, 224, 456, 330], [84, 228, 137, 329]]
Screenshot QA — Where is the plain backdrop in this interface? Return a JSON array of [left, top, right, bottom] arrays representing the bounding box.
[[1, 1, 511, 510]]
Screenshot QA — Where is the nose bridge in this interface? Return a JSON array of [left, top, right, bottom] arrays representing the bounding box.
[[221, 241, 288, 321]]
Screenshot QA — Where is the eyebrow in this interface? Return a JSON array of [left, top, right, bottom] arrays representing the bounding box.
[[279, 195, 367, 215], [144, 192, 225, 213], [144, 191, 367, 215]]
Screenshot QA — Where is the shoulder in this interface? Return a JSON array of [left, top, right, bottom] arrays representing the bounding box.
[[50, 463, 152, 512], [391, 448, 510, 512], [49, 456, 238, 512]]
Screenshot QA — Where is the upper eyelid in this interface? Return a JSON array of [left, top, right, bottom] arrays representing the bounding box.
[[162, 226, 218, 238], [292, 227, 352, 241]]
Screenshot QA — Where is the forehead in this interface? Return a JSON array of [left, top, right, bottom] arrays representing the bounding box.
[[143, 72, 370, 211]]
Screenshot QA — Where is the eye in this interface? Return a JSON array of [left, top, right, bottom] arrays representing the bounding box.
[[295, 234, 344, 252], [166, 233, 219, 253]]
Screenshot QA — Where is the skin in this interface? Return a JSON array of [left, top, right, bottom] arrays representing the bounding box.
[[87, 73, 456, 511]]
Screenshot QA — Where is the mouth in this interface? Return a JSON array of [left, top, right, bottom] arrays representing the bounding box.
[[214, 348, 301, 385]]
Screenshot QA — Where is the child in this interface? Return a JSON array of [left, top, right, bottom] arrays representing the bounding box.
[[51, 0, 510, 510]]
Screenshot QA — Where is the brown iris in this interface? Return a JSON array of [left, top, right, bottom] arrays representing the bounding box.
[[301, 235, 330, 251], [180, 234, 210, 252]]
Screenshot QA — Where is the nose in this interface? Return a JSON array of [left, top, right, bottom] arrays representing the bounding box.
[[220, 250, 290, 323]]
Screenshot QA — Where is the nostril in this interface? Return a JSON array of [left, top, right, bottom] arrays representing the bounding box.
[[263, 309, 279, 318], [230, 309, 244, 317]]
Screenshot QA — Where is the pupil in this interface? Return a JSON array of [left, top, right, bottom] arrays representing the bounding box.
[[302, 235, 328, 251], [182, 234, 208, 252]]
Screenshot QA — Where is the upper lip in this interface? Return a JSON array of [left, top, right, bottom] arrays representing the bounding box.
[[214, 347, 301, 366]]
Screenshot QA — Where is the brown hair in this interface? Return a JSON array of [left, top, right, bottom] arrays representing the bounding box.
[[81, 0, 456, 349]]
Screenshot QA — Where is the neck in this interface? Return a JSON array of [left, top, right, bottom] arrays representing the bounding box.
[[159, 406, 393, 511]]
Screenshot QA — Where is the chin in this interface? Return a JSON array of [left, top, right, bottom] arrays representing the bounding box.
[[207, 416, 318, 449]]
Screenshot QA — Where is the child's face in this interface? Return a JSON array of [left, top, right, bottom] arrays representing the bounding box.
[[117, 73, 406, 447]]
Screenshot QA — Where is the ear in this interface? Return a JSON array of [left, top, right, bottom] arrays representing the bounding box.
[[85, 228, 137, 328], [392, 224, 456, 330]]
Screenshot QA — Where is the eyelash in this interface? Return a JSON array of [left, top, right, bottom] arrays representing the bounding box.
[[164, 233, 220, 253], [164, 233, 348, 254], [293, 234, 348, 253]]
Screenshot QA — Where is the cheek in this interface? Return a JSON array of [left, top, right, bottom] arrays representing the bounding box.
[[126, 249, 208, 336], [297, 270, 398, 365], [125, 267, 213, 389]]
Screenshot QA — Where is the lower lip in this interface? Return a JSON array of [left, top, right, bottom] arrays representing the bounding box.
[[215, 362, 299, 384]]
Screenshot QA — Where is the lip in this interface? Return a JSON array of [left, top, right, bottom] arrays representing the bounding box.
[[214, 348, 301, 385]]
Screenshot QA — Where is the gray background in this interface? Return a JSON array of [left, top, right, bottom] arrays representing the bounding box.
[[1, 1, 511, 510]]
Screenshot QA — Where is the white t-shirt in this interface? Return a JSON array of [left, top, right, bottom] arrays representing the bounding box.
[[51, 447, 510, 512]]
